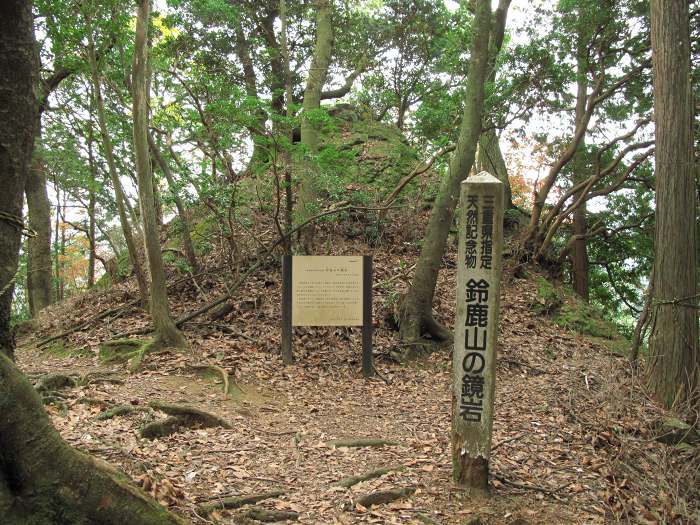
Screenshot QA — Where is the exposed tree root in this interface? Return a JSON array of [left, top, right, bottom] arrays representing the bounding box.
[[242, 507, 299, 522], [97, 404, 146, 421], [140, 401, 232, 439], [99, 338, 156, 372], [141, 416, 188, 440], [334, 465, 404, 488], [199, 490, 286, 515], [327, 438, 401, 448], [187, 363, 239, 396], [35, 373, 77, 393], [354, 486, 416, 508], [0, 354, 187, 524]]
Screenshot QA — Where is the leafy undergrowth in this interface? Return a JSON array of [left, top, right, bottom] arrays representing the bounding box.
[[17, 213, 699, 525]]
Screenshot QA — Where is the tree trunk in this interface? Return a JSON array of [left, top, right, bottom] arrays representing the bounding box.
[[398, 0, 496, 353], [297, 0, 333, 252], [477, 127, 513, 209], [571, 29, 589, 300], [53, 179, 62, 302], [646, 0, 699, 408], [279, 0, 294, 253], [87, 116, 98, 288], [476, 1, 513, 210], [86, 22, 149, 305], [148, 132, 199, 274], [133, 0, 186, 348], [0, 0, 37, 359], [25, 154, 53, 315]]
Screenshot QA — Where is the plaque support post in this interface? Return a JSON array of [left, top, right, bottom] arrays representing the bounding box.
[[281, 255, 293, 364], [362, 256, 374, 378], [452, 172, 504, 493]]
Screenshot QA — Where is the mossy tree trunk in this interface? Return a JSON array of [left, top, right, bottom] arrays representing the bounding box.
[[133, 0, 186, 348], [398, 0, 503, 351], [297, 0, 333, 252], [86, 18, 149, 306], [646, 0, 698, 408], [0, 0, 37, 359]]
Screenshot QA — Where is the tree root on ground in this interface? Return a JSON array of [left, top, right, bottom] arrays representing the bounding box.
[[140, 401, 231, 439], [99, 338, 156, 372], [0, 354, 187, 524], [187, 363, 240, 396], [241, 507, 299, 522], [97, 404, 147, 421], [198, 490, 286, 515], [353, 486, 416, 508], [334, 465, 405, 488], [326, 438, 401, 448]]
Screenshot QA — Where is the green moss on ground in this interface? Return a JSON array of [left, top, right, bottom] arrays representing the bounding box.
[[99, 338, 156, 372], [531, 276, 630, 355]]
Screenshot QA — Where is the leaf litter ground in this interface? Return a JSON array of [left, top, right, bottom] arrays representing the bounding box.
[[17, 219, 699, 525]]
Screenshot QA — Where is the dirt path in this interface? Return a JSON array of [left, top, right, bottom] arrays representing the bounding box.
[[18, 276, 647, 524]]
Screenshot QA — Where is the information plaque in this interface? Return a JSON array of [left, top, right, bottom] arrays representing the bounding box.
[[281, 255, 373, 376]]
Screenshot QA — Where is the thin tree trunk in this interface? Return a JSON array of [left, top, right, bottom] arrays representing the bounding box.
[[86, 22, 149, 305], [398, 0, 497, 352], [133, 0, 186, 348], [646, 0, 698, 408], [59, 192, 66, 300], [53, 178, 61, 302], [297, 0, 333, 252], [148, 132, 199, 274], [631, 268, 654, 367], [476, 2, 513, 209], [279, 0, 293, 253], [87, 116, 98, 288], [571, 29, 589, 300], [25, 153, 53, 314]]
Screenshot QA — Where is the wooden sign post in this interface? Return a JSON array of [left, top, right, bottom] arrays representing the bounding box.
[[281, 255, 373, 377], [452, 172, 504, 493]]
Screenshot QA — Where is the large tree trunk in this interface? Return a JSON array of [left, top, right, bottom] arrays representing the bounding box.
[[297, 0, 333, 252], [25, 154, 53, 315], [646, 0, 699, 408], [398, 0, 499, 354], [133, 0, 186, 348], [0, 354, 187, 524], [0, 0, 37, 359], [87, 22, 149, 305]]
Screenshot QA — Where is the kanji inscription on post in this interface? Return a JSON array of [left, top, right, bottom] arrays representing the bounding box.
[[452, 172, 504, 492]]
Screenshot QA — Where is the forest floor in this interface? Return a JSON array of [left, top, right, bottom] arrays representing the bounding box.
[[16, 219, 699, 525]]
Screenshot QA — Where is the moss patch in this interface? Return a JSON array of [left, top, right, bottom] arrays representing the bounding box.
[[45, 340, 91, 358], [99, 338, 156, 372], [530, 276, 630, 353]]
